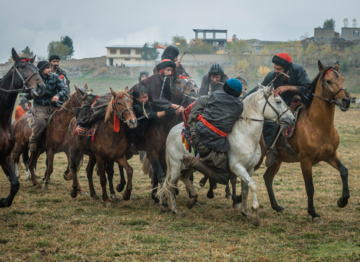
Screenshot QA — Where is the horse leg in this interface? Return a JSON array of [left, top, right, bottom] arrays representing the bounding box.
[[199, 175, 208, 187], [207, 179, 216, 199], [149, 158, 164, 204], [42, 150, 54, 190], [225, 181, 232, 199], [12, 144, 21, 179], [63, 153, 72, 181], [116, 165, 126, 193], [326, 154, 350, 208], [0, 157, 20, 208], [263, 161, 284, 212], [181, 172, 199, 210], [105, 162, 117, 199], [28, 150, 41, 188], [118, 158, 133, 201], [231, 175, 241, 208], [300, 160, 322, 223], [70, 149, 82, 198], [97, 160, 111, 207], [43, 155, 48, 181], [86, 156, 98, 199]]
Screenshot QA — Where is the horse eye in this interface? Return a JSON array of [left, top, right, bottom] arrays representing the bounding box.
[[276, 100, 282, 104], [326, 80, 332, 84]]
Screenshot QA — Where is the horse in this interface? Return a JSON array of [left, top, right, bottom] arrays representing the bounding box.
[[68, 87, 137, 206], [158, 84, 295, 226], [263, 61, 351, 223], [0, 48, 45, 207], [25, 85, 85, 189]]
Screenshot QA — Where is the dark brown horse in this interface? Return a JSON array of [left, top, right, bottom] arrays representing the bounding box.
[[26, 86, 85, 189], [0, 48, 45, 207], [263, 61, 351, 223], [69, 88, 137, 206]]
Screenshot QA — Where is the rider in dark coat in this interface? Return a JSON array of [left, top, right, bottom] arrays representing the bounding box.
[[247, 52, 312, 167], [199, 64, 229, 96], [182, 78, 243, 184], [153, 46, 189, 77], [49, 55, 70, 100]]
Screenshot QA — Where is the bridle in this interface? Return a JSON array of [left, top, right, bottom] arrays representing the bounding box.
[[113, 94, 134, 122], [0, 59, 40, 94], [312, 68, 351, 107]]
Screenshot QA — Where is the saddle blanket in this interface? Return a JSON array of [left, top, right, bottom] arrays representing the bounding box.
[[282, 102, 303, 138]]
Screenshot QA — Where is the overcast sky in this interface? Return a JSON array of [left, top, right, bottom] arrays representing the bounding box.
[[0, 0, 359, 63]]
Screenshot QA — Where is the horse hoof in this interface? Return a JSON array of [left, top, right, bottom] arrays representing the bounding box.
[[70, 190, 77, 198], [233, 203, 240, 209], [160, 205, 168, 213], [116, 183, 125, 192], [123, 190, 131, 201], [225, 193, 232, 199], [199, 177, 207, 187], [275, 206, 285, 212], [35, 184, 42, 189], [312, 217, 323, 224], [206, 191, 214, 199], [63, 173, 72, 181], [241, 211, 248, 217], [194, 201, 201, 207], [337, 197, 348, 208], [187, 198, 197, 209], [80, 191, 88, 196], [251, 217, 261, 226]]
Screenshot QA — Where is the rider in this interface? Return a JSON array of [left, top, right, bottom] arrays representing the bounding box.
[[49, 55, 70, 99], [140, 59, 184, 115], [181, 78, 244, 184], [199, 64, 228, 96], [153, 46, 189, 77], [139, 71, 149, 83], [26, 61, 68, 152], [255, 52, 312, 167], [14, 97, 31, 122]]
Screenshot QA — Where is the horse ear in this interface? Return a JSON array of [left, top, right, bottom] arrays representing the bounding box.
[[318, 60, 325, 72], [12, 48, 20, 62], [30, 56, 36, 63], [124, 86, 129, 92], [334, 61, 340, 72], [74, 85, 79, 94], [263, 84, 273, 96], [110, 88, 117, 98], [258, 83, 264, 89]]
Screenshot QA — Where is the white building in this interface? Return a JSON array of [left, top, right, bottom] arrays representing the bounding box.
[[105, 45, 157, 67]]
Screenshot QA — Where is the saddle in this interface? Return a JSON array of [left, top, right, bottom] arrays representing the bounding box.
[[281, 101, 303, 138], [74, 124, 98, 141]]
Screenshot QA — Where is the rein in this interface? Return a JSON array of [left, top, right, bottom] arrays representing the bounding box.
[[112, 97, 134, 122], [0, 61, 39, 94]]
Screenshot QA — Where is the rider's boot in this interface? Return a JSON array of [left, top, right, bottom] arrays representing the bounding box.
[[181, 155, 218, 181], [265, 149, 278, 167]]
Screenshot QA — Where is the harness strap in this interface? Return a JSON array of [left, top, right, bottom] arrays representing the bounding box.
[[198, 114, 228, 138]]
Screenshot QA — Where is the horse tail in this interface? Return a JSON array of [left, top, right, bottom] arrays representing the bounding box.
[[141, 155, 151, 176], [156, 149, 175, 204]]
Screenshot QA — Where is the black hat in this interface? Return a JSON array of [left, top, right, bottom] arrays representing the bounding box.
[[161, 46, 179, 61], [156, 59, 176, 72], [49, 55, 60, 62], [37, 61, 51, 73], [208, 63, 224, 77]]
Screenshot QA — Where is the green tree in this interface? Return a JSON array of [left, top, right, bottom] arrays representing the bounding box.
[[141, 43, 159, 61], [225, 40, 250, 64], [343, 18, 349, 27], [21, 46, 34, 58], [172, 35, 187, 54], [61, 35, 74, 57], [47, 41, 70, 60], [323, 19, 335, 29], [188, 39, 213, 54], [304, 42, 317, 65]]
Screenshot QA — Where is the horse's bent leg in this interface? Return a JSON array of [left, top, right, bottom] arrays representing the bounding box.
[[118, 159, 133, 201], [116, 164, 126, 193], [263, 162, 283, 212], [300, 160, 321, 223], [0, 157, 20, 208], [86, 156, 98, 199], [43, 151, 54, 190], [181, 173, 199, 210], [70, 149, 82, 198], [326, 154, 350, 208], [207, 179, 216, 199], [28, 151, 41, 188], [63, 153, 72, 180], [199, 175, 208, 187], [105, 162, 116, 198], [231, 175, 241, 208]]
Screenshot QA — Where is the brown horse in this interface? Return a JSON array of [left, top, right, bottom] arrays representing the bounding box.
[[263, 61, 351, 223], [0, 48, 45, 207], [69, 87, 137, 206], [26, 86, 85, 189]]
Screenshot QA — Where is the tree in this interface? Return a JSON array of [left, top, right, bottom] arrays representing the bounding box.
[[172, 35, 187, 54], [188, 39, 213, 54], [343, 18, 349, 27], [141, 43, 159, 61], [257, 65, 271, 81], [323, 19, 335, 29], [61, 35, 74, 57], [47, 41, 70, 60], [21, 46, 34, 58], [225, 40, 250, 64], [352, 18, 357, 27]]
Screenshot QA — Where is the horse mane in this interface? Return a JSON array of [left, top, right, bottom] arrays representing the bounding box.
[[104, 90, 128, 122], [241, 87, 264, 120], [61, 92, 75, 109]]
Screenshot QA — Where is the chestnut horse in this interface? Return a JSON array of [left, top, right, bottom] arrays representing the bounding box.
[[69, 88, 137, 206], [263, 61, 351, 223], [0, 48, 45, 207], [25, 86, 85, 189]]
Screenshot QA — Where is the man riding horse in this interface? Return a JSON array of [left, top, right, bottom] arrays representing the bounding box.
[[199, 63, 229, 96], [153, 46, 189, 77], [49, 54, 70, 98], [26, 61, 68, 152]]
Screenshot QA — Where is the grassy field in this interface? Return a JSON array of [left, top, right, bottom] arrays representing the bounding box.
[[1, 82, 360, 261]]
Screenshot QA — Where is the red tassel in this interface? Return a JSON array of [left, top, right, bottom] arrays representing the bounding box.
[[74, 130, 77, 135], [113, 114, 120, 132], [91, 136, 95, 142]]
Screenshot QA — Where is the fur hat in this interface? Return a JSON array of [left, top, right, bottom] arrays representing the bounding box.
[[37, 61, 51, 73], [49, 55, 60, 62], [161, 46, 179, 61], [223, 78, 243, 98], [272, 53, 292, 72], [156, 59, 176, 72]]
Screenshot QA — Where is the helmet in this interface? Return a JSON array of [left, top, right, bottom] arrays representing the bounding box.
[[208, 64, 224, 76]]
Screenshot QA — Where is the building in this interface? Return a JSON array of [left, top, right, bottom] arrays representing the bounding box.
[[314, 27, 338, 40], [193, 29, 228, 49], [341, 27, 360, 41], [105, 45, 157, 67]]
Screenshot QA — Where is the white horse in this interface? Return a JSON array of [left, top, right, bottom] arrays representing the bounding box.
[[158, 84, 295, 225]]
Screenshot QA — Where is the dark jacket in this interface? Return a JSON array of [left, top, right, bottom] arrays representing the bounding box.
[[152, 63, 189, 77], [260, 63, 311, 106], [199, 73, 229, 96], [130, 100, 159, 137], [196, 90, 243, 152], [26, 73, 67, 107], [137, 74, 174, 110]]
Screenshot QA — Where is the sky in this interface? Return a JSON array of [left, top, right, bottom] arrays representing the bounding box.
[[0, 0, 359, 63]]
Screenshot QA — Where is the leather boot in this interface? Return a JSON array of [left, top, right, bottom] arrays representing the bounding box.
[[29, 143, 37, 152], [265, 149, 278, 167], [181, 155, 218, 181]]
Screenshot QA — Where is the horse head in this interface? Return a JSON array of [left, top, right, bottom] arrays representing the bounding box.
[[317, 60, 351, 111], [259, 84, 295, 127], [110, 87, 137, 129], [173, 76, 199, 106], [10, 48, 45, 97]]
